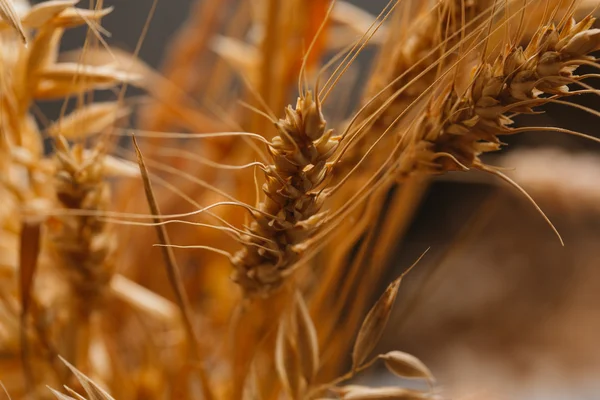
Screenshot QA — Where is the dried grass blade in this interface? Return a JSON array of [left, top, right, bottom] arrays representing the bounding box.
[[36, 63, 139, 84], [293, 291, 319, 383], [48, 387, 78, 400], [59, 356, 115, 400], [275, 320, 304, 400], [379, 351, 434, 383], [93, 153, 139, 178], [241, 361, 263, 400], [131, 134, 214, 400], [109, 274, 176, 323], [49, 6, 114, 28], [34, 80, 114, 99], [64, 387, 89, 400], [336, 385, 430, 400], [0, 0, 27, 44], [351, 250, 428, 370]]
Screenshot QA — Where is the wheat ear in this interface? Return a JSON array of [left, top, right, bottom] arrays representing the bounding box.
[[231, 91, 339, 297]]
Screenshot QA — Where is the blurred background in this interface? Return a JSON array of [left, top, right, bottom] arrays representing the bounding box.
[[31, 1, 600, 399]]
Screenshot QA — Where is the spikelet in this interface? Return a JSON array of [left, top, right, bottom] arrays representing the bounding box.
[[340, 0, 487, 174], [45, 136, 116, 313], [231, 91, 339, 296], [49, 356, 115, 400], [0, 0, 124, 159], [0, 2, 125, 396], [403, 17, 600, 176]]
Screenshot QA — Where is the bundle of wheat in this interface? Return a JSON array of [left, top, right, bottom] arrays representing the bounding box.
[[0, 0, 598, 399]]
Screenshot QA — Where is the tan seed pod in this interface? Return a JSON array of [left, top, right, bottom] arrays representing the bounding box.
[[21, 0, 78, 29], [49, 6, 113, 28], [98, 154, 140, 179], [36, 63, 140, 85], [24, 25, 64, 79], [352, 276, 403, 370], [335, 385, 430, 400], [109, 274, 177, 324], [379, 351, 434, 382], [47, 102, 129, 139]]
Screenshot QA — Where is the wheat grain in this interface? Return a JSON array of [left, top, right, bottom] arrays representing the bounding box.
[[379, 351, 434, 383], [231, 91, 339, 297], [47, 136, 115, 313], [401, 17, 600, 176]]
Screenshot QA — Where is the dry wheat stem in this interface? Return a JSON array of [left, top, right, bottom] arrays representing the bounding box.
[[132, 135, 215, 400]]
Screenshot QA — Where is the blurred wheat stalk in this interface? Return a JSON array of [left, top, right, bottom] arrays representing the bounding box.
[[0, 0, 599, 399]]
